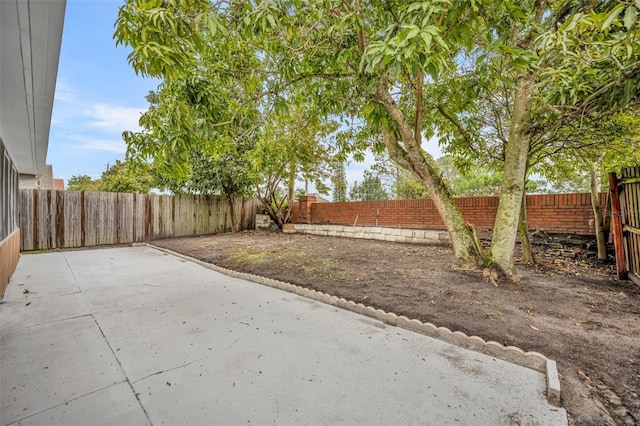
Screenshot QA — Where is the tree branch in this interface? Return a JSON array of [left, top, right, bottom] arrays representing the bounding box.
[[435, 104, 480, 156], [414, 69, 424, 146]]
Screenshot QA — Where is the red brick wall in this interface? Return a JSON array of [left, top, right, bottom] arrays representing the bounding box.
[[290, 193, 604, 236]]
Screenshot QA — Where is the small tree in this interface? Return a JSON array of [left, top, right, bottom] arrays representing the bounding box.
[[67, 160, 155, 193], [349, 172, 390, 201], [331, 163, 348, 202], [394, 172, 429, 199], [67, 175, 99, 192], [246, 100, 338, 227]]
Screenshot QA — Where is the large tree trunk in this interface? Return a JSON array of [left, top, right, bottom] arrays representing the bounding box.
[[375, 84, 484, 268], [239, 197, 247, 231], [416, 171, 484, 268], [285, 164, 296, 224], [590, 163, 608, 260], [226, 194, 237, 232], [519, 192, 536, 264], [487, 74, 532, 275]]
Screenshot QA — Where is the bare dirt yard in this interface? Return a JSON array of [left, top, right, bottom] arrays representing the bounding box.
[[152, 231, 639, 426]]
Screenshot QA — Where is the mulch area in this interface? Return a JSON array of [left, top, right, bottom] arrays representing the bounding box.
[[152, 231, 640, 426]]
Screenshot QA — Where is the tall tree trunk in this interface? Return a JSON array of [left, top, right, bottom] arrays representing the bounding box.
[[417, 171, 484, 268], [376, 84, 484, 268], [285, 164, 296, 224], [519, 192, 535, 263], [239, 197, 247, 231], [381, 135, 484, 268], [590, 163, 608, 260], [226, 194, 237, 232], [488, 74, 532, 275]]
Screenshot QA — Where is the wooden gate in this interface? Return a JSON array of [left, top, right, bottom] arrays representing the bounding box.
[[609, 166, 640, 285]]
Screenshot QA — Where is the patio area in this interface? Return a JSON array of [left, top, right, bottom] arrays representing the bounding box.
[[0, 246, 566, 425]]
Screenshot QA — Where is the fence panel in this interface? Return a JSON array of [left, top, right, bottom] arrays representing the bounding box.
[[63, 191, 82, 248], [117, 193, 134, 244], [133, 194, 146, 242], [36, 190, 57, 250], [621, 167, 640, 284], [18, 189, 259, 251], [609, 166, 640, 284]]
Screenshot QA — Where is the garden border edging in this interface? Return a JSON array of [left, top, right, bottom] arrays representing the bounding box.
[[147, 242, 562, 407]]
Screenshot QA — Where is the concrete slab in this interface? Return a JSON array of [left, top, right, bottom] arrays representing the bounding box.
[[4, 252, 79, 298], [1, 247, 567, 425], [13, 383, 149, 426], [0, 316, 126, 424]]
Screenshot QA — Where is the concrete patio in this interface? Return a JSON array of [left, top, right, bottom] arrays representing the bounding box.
[[0, 246, 567, 425]]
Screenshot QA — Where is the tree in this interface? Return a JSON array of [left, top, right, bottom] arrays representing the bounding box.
[[115, 0, 640, 274], [394, 172, 429, 199], [100, 160, 155, 193], [349, 172, 390, 202], [155, 149, 255, 231], [540, 2, 640, 119], [118, 10, 338, 229], [331, 163, 348, 202], [115, 0, 491, 269], [436, 156, 503, 197], [67, 175, 99, 192], [250, 102, 338, 227], [535, 112, 640, 260], [67, 160, 155, 193]]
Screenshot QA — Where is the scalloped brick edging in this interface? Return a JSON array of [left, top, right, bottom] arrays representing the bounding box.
[[146, 243, 562, 407]]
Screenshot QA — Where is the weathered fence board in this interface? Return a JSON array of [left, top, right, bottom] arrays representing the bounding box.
[[64, 191, 82, 248], [18, 189, 260, 251], [610, 166, 640, 284]]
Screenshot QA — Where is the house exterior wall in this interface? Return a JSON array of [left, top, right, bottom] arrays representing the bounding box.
[[1, 138, 19, 240], [1, 138, 20, 298]]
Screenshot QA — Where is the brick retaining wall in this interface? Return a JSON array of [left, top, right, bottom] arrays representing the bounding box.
[[291, 193, 604, 236]]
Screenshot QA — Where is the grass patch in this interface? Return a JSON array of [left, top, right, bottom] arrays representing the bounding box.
[[229, 250, 270, 265]]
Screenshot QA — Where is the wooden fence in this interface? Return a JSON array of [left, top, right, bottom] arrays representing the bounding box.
[[610, 166, 640, 285], [19, 189, 261, 251]]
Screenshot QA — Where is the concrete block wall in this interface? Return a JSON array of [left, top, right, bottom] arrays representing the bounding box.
[[283, 223, 450, 245], [290, 193, 604, 236]]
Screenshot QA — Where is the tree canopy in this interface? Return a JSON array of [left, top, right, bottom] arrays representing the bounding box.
[[115, 0, 640, 274], [67, 160, 155, 193]]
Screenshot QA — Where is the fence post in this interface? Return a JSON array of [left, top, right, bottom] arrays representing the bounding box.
[[608, 172, 627, 280], [297, 195, 317, 224]]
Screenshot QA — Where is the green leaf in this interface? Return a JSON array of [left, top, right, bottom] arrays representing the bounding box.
[[602, 4, 625, 31], [623, 5, 637, 30], [266, 14, 276, 29]]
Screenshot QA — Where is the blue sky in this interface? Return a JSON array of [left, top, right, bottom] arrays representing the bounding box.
[[48, 0, 159, 183], [48, 0, 442, 190]]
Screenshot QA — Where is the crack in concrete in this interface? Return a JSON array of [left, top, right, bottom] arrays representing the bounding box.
[[224, 337, 240, 350], [4, 381, 127, 426], [90, 314, 154, 426], [131, 353, 215, 385], [1, 313, 94, 332], [62, 252, 82, 293], [130, 337, 240, 385]]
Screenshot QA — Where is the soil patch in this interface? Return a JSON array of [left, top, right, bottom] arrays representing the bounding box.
[[153, 231, 640, 426]]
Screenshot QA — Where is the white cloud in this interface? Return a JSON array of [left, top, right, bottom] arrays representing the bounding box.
[[53, 78, 77, 103], [85, 103, 146, 134], [71, 137, 127, 154]]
